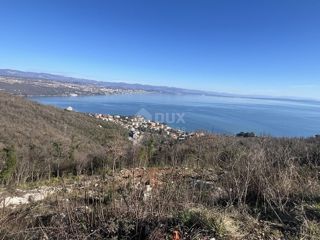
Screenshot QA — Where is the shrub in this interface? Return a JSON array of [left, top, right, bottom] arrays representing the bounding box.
[[0, 146, 17, 184]]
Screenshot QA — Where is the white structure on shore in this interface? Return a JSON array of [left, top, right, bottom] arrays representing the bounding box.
[[65, 106, 73, 111]]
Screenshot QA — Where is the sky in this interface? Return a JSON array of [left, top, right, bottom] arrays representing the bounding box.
[[0, 0, 320, 98]]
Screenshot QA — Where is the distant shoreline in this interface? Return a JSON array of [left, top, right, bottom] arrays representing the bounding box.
[[2, 69, 320, 103]]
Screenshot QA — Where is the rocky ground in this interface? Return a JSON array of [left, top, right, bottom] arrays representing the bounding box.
[[0, 168, 317, 239]]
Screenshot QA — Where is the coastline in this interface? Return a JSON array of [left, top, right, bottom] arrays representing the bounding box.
[[91, 113, 204, 143]]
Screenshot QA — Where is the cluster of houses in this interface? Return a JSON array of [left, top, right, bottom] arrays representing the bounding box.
[[93, 113, 200, 142]]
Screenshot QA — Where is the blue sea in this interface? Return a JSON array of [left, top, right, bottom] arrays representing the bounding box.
[[30, 94, 320, 137]]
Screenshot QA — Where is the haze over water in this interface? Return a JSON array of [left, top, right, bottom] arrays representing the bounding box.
[[31, 94, 320, 137]]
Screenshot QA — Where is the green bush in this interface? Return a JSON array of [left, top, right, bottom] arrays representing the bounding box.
[[0, 147, 17, 184]]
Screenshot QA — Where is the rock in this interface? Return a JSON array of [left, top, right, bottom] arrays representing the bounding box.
[[0, 187, 59, 208], [143, 185, 152, 201]]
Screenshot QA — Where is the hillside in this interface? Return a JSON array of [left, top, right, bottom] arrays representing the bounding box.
[[0, 92, 319, 239], [0, 75, 144, 96], [0, 92, 129, 182]]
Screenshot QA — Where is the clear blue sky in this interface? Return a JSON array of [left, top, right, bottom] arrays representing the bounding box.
[[0, 0, 320, 98]]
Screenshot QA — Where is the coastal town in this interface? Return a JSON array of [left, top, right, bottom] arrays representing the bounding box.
[[0, 76, 146, 96], [92, 113, 202, 142]]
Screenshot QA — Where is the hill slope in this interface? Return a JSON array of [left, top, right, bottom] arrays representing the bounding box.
[[0, 92, 129, 182], [0, 93, 319, 239]]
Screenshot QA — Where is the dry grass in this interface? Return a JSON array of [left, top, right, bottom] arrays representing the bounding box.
[[0, 93, 319, 239]]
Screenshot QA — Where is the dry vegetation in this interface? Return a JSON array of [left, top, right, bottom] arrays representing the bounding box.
[[0, 92, 319, 239], [0, 92, 129, 183]]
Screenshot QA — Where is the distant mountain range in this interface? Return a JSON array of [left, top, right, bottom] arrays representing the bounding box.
[[0, 69, 235, 97], [0, 69, 319, 103]]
